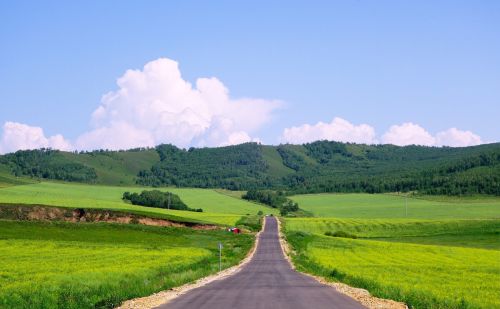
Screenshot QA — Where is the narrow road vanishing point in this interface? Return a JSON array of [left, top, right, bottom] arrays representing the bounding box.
[[157, 216, 365, 309]]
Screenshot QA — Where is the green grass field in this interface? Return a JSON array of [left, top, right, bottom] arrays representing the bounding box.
[[0, 182, 277, 225], [285, 193, 500, 308], [290, 193, 500, 219], [2, 177, 499, 308], [285, 218, 500, 249], [0, 219, 252, 308], [287, 233, 500, 309]]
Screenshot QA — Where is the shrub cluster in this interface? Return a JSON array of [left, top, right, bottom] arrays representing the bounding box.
[[324, 231, 358, 239], [122, 190, 202, 212]]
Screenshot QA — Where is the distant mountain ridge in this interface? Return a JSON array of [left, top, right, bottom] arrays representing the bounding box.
[[1, 141, 499, 195]]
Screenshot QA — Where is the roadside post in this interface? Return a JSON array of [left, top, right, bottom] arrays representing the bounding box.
[[218, 242, 223, 272]]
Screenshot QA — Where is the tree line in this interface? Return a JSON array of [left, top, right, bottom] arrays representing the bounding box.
[[0, 149, 97, 183], [1, 142, 498, 196], [242, 189, 299, 215]]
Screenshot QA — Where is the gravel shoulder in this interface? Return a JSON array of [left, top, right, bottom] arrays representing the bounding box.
[[116, 219, 265, 309], [119, 216, 406, 309], [277, 218, 408, 309]]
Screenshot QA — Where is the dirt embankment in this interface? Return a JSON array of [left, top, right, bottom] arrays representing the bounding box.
[[0, 203, 218, 230]]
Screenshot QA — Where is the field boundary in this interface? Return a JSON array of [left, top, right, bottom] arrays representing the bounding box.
[[116, 216, 266, 309], [277, 218, 408, 309]]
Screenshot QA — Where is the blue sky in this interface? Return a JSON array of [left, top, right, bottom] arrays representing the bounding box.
[[0, 1, 499, 152]]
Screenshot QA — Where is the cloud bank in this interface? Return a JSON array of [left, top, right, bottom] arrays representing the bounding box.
[[281, 117, 377, 144], [281, 119, 483, 147], [0, 122, 72, 154], [0, 57, 489, 154]]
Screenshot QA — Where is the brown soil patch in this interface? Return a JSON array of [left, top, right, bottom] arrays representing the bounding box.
[[0, 203, 218, 230]]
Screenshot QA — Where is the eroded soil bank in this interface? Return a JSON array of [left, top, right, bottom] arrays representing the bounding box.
[[0, 203, 218, 229]]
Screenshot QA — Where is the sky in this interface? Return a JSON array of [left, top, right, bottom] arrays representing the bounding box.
[[0, 1, 499, 153]]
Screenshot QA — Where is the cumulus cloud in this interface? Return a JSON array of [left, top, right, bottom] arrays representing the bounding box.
[[0, 57, 488, 153], [75, 121, 155, 150], [76, 58, 281, 150], [0, 122, 72, 154], [381, 123, 483, 147], [435, 128, 482, 147], [381, 122, 436, 146], [281, 117, 377, 144], [281, 119, 485, 147]]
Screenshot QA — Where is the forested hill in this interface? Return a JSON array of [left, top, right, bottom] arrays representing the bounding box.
[[1, 141, 499, 195]]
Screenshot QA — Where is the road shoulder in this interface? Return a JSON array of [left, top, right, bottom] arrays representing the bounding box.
[[116, 218, 265, 309], [276, 218, 408, 309]]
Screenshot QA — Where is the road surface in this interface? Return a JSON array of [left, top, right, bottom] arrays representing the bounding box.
[[157, 216, 365, 309]]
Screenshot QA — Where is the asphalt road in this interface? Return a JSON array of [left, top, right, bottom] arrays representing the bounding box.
[[157, 216, 365, 309]]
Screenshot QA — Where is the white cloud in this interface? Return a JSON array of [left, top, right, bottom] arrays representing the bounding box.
[[0, 122, 72, 154], [281, 117, 377, 144], [381, 122, 436, 146], [76, 58, 281, 150], [435, 128, 482, 147], [75, 121, 155, 150], [281, 119, 486, 147], [0, 57, 489, 153], [381, 123, 484, 147]]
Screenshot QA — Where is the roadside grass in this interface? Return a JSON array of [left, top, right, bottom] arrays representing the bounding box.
[[0, 182, 277, 225], [286, 232, 500, 309], [235, 215, 262, 232], [289, 193, 500, 219], [0, 220, 253, 308]]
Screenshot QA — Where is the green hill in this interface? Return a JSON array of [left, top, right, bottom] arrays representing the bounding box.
[[0, 141, 499, 195], [0, 148, 159, 186]]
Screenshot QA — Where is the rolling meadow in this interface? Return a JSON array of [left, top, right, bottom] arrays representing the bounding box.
[[0, 141, 498, 308], [0, 220, 253, 308], [0, 178, 267, 308], [0, 181, 277, 225], [285, 193, 500, 309]]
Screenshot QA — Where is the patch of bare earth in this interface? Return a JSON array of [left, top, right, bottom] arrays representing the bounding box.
[[116, 218, 265, 309], [0, 204, 218, 230], [276, 218, 407, 309]]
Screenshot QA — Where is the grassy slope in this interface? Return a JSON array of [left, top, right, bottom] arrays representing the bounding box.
[[0, 167, 35, 188], [0, 220, 252, 308], [261, 145, 295, 178], [287, 233, 500, 309], [0, 182, 277, 225], [290, 193, 500, 219], [61, 150, 160, 186]]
